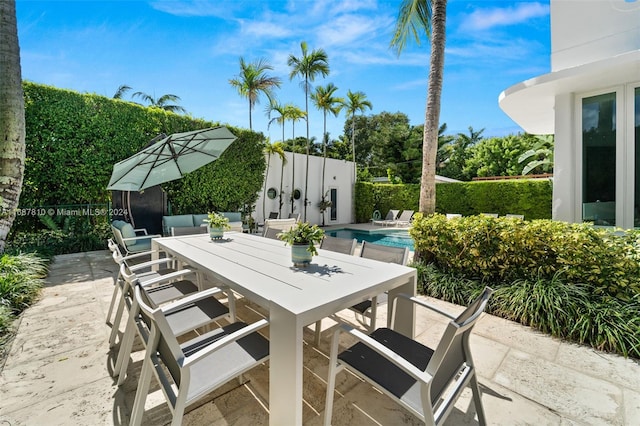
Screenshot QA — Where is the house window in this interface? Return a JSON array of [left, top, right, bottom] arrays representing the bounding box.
[[330, 188, 337, 221], [582, 92, 616, 225]]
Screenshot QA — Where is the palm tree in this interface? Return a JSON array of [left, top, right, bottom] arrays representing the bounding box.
[[284, 104, 307, 215], [288, 41, 330, 221], [266, 102, 289, 217], [391, 0, 447, 214], [312, 83, 343, 225], [274, 141, 288, 217], [343, 90, 372, 181], [113, 84, 132, 99], [0, 0, 26, 252], [229, 57, 282, 130], [132, 92, 187, 113], [262, 140, 285, 221]]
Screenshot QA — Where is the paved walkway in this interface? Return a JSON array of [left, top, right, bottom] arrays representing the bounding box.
[[1, 250, 639, 425]]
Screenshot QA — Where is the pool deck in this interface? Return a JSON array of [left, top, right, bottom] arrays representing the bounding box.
[[1, 248, 639, 425]]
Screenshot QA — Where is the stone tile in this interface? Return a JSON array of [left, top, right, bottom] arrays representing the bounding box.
[[0, 343, 112, 412], [624, 388, 640, 425], [494, 349, 624, 425], [0, 376, 121, 426], [556, 342, 640, 391], [474, 314, 561, 361]]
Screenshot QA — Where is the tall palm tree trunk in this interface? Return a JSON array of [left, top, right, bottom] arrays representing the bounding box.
[[290, 123, 296, 215], [0, 0, 26, 253], [279, 124, 285, 217], [321, 111, 328, 226], [262, 153, 271, 221], [419, 0, 447, 214], [304, 78, 310, 222]]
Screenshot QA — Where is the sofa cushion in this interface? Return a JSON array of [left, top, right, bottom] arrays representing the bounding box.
[[162, 215, 196, 236], [192, 214, 209, 227], [120, 223, 137, 246], [221, 212, 242, 223], [112, 220, 127, 230]]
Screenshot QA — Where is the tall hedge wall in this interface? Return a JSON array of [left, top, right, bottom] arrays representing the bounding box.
[[21, 82, 265, 216], [355, 178, 552, 222]]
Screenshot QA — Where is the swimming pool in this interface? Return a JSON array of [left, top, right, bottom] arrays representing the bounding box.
[[325, 228, 415, 251]]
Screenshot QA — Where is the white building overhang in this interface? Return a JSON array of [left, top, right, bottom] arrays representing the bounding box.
[[498, 49, 640, 135]]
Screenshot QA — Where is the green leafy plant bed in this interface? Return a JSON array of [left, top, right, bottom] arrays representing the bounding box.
[[0, 253, 48, 365], [410, 214, 640, 359]]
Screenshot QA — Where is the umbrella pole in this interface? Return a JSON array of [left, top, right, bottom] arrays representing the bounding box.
[[127, 191, 135, 228]]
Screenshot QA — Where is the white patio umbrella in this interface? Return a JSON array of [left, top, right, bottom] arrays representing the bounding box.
[[107, 126, 237, 192]]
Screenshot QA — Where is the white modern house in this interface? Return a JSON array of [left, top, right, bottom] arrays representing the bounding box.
[[499, 0, 640, 228], [255, 151, 355, 226]]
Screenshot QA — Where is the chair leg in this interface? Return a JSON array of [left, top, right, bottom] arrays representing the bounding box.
[[109, 289, 127, 348], [314, 320, 322, 346], [323, 330, 342, 426], [106, 277, 122, 325], [470, 372, 487, 426], [129, 354, 153, 426], [368, 296, 377, 332], [113, 309, 137, 383]]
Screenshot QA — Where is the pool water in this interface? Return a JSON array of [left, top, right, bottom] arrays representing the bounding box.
[[326, 228, 415, 251]]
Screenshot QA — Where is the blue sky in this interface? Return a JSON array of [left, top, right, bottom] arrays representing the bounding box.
[[17, 0, 551, 142]]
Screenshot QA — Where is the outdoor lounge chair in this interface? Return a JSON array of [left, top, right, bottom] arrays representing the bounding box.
[[324, 286, 493, 426], [372, 209, 399, 226], [113, 266, 235, 385], [111, 220, 160, 255], [394, 210, 415, 227], [350, 241, 410, 332], [129, 283, 269, 426]]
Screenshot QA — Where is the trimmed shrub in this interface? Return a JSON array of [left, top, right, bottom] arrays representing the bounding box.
[[410, 213, 640, 301]]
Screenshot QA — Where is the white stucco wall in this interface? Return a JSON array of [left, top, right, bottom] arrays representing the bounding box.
[[254, 152, 355, 226], [551, 0, 640, 71]]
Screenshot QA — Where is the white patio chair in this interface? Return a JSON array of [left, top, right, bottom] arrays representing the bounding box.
[[324, 287, 493, 426], [313, 236, 358, 344], [129, 283, 270, 426], [263, 226, 282, 240], [351, 241, 410, 332], [262, 218, 297, 236], [372, 209, 400, 226], [394, 210, 415, 227], [113, 267, 235, 385]]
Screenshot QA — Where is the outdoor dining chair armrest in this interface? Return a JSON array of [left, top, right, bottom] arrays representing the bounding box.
[[122, 233, 161, 243], [133, 228, 149, 235], [137, 269, 194, 288], [160, 287, 227, 314], [128, 257, 183, 272], [391, 293, 457, 321], [184, 318, 270, 367], [121, 250, 155, 261], [332, 324, 433, 384]]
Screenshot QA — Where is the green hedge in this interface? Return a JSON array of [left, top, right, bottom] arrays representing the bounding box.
[[17, 82, 265, 232], [355, 178, 552, 222], [410, 213, 640, 301]]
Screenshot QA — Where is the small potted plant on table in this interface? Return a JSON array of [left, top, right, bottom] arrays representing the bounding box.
[[204, 212, 231, 240], [277, 222, 325, 267]]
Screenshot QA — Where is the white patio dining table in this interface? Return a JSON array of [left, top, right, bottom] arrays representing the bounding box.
[[151, 232, 417, 425]]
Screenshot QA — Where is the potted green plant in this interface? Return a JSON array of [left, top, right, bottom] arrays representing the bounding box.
[[277, 222, 325, 267], [204, 211, 231, 240]]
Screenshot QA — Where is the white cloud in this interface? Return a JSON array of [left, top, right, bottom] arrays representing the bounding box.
[[149, 0, 232, 18], [239, 20, 292, 38], [462, 2, 549, 31]]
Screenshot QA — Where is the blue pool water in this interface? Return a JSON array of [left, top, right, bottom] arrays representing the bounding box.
[[326, 228, 415, 251]]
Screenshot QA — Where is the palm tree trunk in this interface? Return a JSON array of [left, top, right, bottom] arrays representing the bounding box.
[[249, 101, 253, 130], [419, 0, 447, 214], [304, 77, 310, 222], [279, 123, 285, 217], [263, 154, 271, 221], [291, 123, 296, 215], [0, 0, 26, 253], [321, 111, 328, 227]]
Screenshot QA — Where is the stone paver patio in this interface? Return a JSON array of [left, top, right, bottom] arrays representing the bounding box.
[[1, 249, 639, 425]]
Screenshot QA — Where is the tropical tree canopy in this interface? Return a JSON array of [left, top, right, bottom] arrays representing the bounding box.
[[229, 57, 282, 130], [132, 91, 187, 114]]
